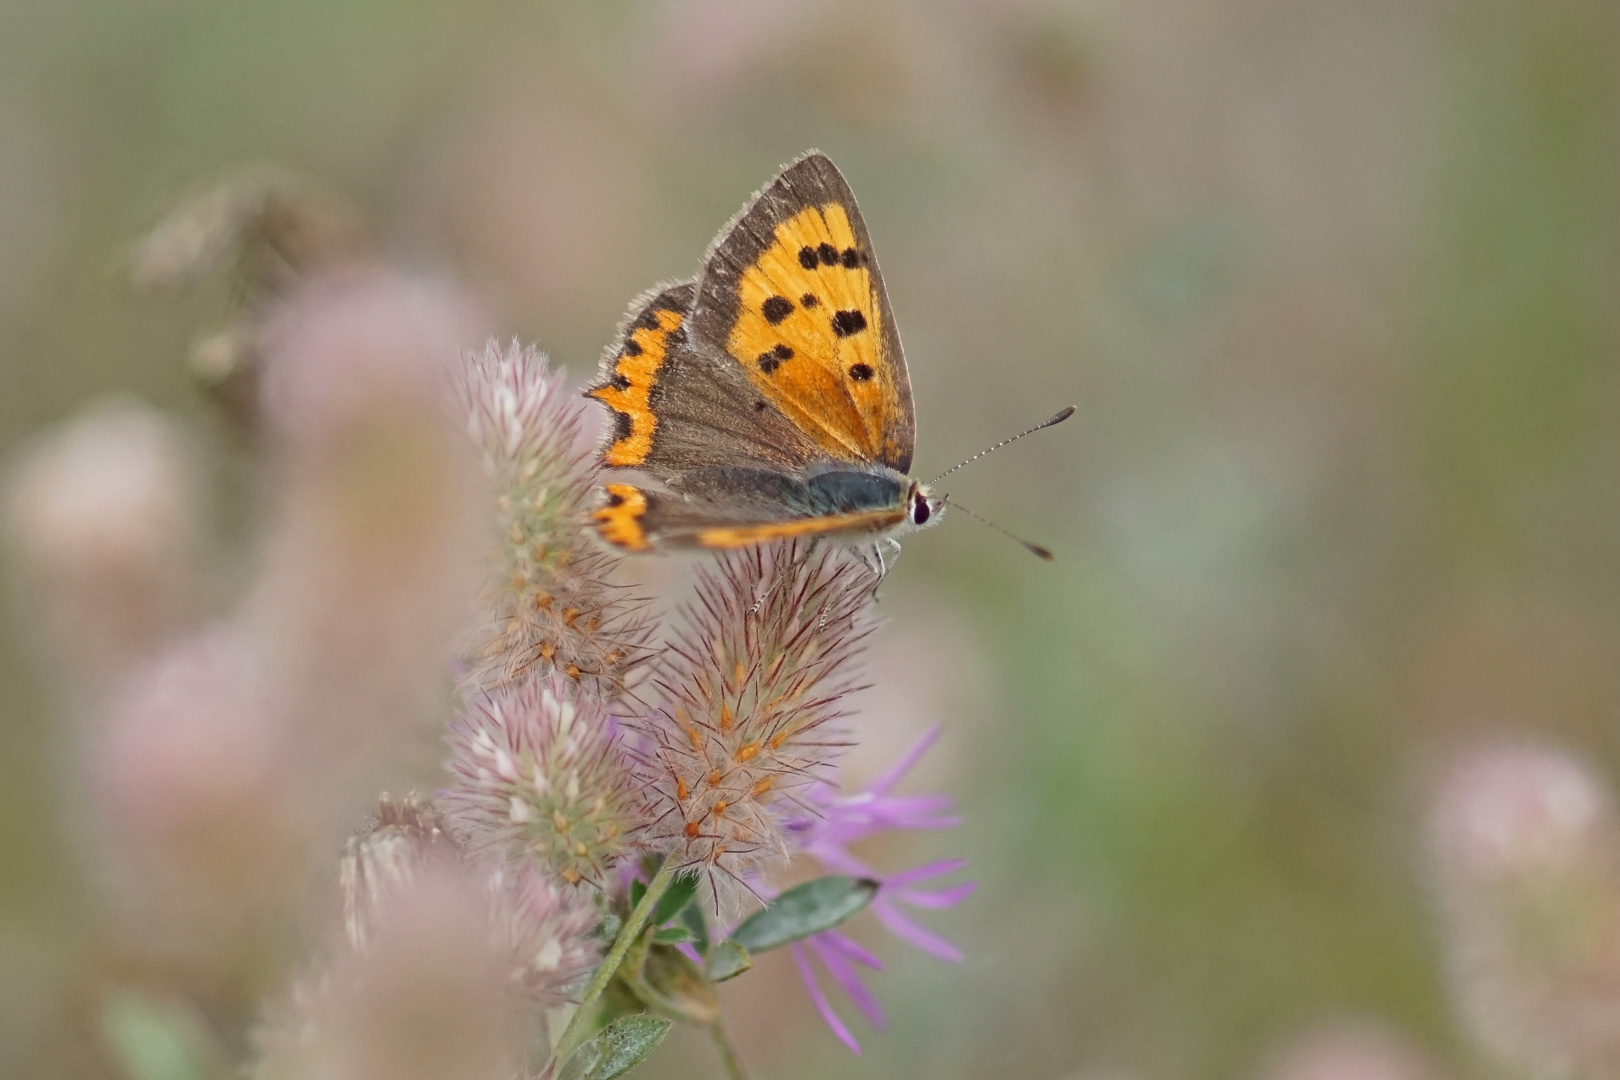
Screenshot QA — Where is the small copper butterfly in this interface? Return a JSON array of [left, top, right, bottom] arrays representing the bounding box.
[[585, 151, 1070, 571]]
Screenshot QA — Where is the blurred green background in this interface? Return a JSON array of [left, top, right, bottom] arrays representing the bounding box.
[[3, 1, 1619, 1078]]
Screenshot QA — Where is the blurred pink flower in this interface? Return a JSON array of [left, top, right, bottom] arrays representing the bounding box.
[[3, 398, 206, 704], [1429, 743, 1620, 1078], [260, 862, 522, 1080], [1254, 1019, 1446, 1080], [91, 625, 305, 961], [245, 270, 489, 815]]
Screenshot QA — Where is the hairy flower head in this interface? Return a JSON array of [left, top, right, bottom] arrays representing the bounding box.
[[489, 863, 600, 1008], [444, 675, 638, 886], [634, 541, 876, 909], [459, 340, 650, 695]]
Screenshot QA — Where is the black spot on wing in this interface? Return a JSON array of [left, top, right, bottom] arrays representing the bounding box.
[[762, 296, 793, 324], [798, 246, 819, 270], [817, 243, 838, 265], [608, 373, 631, 391], [832, 309, 868, 337], [623, 339, 643, 357], [612, 410, 633, 443], [758, 343, 794, 374], [840, 247, 860, 268], [800, 293, 818, 308], [849, 363, 875, 382]]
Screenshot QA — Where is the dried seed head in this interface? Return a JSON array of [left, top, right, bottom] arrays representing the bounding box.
[[341, 795, 463, 951], [1429, 743, 1620, 1078], [458, 340, 649, 695], [634, 541, 875, 911], [444, 675, 639, 887], [131, 167, 370, 297]]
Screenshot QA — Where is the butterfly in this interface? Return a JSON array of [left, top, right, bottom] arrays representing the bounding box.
[[584, 151, 1068, 572]]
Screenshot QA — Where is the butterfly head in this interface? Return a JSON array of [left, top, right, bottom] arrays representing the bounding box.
[[906, 482, 946, 532]]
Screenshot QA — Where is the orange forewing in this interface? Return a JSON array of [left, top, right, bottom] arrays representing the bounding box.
[[726, 204, 900, 464]]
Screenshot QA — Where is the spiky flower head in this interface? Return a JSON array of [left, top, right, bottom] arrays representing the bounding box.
[[634, 541, 876, 910], [458, 339, 649, 694], [444, 675, 639, 886]]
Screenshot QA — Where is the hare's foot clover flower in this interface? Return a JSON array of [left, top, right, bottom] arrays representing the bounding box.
[[459, 340, 651, 695], [13, 183, 979, 1079], [444, 675, 640, 887], [631, 540, 876, 915]]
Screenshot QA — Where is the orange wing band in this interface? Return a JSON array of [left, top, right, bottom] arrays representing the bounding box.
[[588, 308, 684, 467], [592, 484, 652, 551], [695, 508, 906, 549]]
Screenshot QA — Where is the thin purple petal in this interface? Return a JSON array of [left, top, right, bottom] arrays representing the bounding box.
[[803, 843, 876, 879], [883, 858, 968, 888], [871, 898, 963, 962], [868, 724, 943, 797], [810, 935, 888, 1029], [819, 929, 883, 970], [792, 942, 861, 1054], [892, 881, 977, 909]]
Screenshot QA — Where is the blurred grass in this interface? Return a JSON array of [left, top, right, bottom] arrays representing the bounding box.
[[3, 1, 1620, 1078]]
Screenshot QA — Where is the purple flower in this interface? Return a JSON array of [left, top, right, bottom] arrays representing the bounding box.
[[779, 725, 975, 1054]]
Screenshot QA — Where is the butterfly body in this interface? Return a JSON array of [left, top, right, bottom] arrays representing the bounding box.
[[586, 152, 944, 560]]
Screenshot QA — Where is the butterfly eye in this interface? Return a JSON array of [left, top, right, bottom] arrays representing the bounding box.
[[912, 496, 931, 526]]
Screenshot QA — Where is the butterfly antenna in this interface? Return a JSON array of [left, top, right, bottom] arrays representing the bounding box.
[[928, 406, 1076, 485], [941, 495, 1054, 561]]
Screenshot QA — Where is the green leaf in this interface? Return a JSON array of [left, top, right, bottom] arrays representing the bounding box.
[[651, 926, 694, 945], [729, 876, 880, 953], [100, 992, 214, 1080], [622, 945, 719, 1025], [651, 870, 699, 927], [628, 879, 646, 910], [679, 896, 710, 954], [557, 1014, 671, 1080], [704, 940, 751, 982]]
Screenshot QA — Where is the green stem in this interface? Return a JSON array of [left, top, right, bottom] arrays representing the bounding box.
[[552, 861, 678, 1067], [710, 1017, 750, 1080]]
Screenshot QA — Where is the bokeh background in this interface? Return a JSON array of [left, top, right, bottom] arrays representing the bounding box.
[[4, 1, 1620, 1078]]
